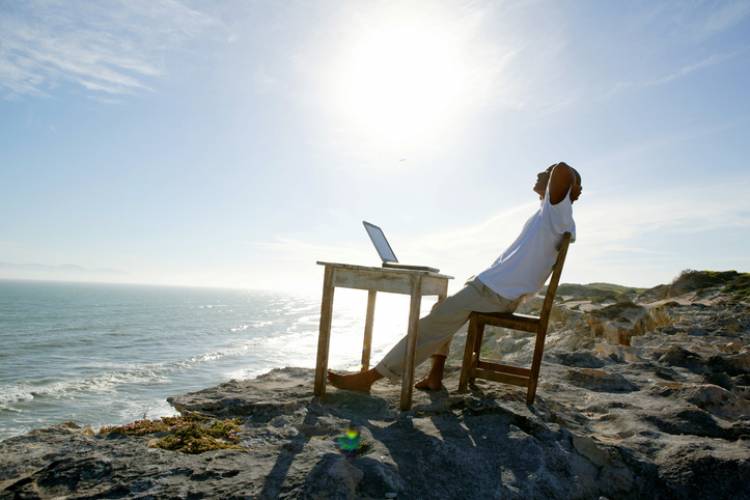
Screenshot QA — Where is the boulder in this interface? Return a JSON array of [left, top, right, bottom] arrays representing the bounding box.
[[586, 302, 669, 345], [565, 368, 639, 393]]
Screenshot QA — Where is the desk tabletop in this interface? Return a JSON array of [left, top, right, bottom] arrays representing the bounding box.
[[316, 261, 453, 280]]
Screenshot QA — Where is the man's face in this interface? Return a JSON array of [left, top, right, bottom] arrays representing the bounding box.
[[532, 166, 554, 198]]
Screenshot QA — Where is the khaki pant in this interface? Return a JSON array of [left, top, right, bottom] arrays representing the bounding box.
[[375, 277, 521, 380]]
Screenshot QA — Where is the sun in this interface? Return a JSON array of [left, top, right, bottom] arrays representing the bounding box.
[[321, 7, 483, 158]]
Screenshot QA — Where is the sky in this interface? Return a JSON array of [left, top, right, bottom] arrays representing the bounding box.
[[1, 0, 749, 294]]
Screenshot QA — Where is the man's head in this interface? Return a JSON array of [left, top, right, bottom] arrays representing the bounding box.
[[533, 162, 582, 202]]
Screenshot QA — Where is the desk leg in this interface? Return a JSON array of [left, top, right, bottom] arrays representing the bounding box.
[[400, 276, 423, 411], [314, 266, 335, 397], [361, 290, 377, 371]]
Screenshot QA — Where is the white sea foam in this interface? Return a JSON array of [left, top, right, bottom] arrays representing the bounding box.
[[0, 385, 34, 408], [0, 324, 332, 413], [0, 369, 168, 410], [0, 343, 258, 410], [230, 320, 274, 332]]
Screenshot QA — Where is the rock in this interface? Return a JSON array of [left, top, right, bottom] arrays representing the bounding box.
[[657, 346, 706, 372], [644, 408, 746, 440], [704, 370, 735, 390], [297, 415, 341, 436], [2, 455, 115, 498], [658, 446, 750, 499], [586, 302, 669, 345], [2, 273, 750, 499], [2, 359, 749, 499], [572, 434, 609, 467], [708, 352, 750, 376], [555, 351, 606, 368], [303, 454, 363, 500], [269, 415, 289, 427], [679, 384, 749, 419], [354, 457, 405, 498], [721, 341, 744, 354], [654, 366, 680, 380], [167, 367, 313, 421], [565, 368, 639, 392], [687, 327, 708, 336]]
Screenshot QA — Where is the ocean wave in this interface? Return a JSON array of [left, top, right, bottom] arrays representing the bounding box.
[[0, 308, 337, 415], [0, 368, 169, 410], [0, 343, 256, 410], [230, 320, 274, 332], [0, 385, 35, 408], [0, 325, 326, 411]]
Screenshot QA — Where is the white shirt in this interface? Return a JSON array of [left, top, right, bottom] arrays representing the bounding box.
[[477, 184, 576, 301]]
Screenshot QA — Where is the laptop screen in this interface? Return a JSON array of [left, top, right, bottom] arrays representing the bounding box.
[[363, 221, 398, 263]]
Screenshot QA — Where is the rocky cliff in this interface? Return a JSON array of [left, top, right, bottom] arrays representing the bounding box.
[[1, 271, 749, 499]]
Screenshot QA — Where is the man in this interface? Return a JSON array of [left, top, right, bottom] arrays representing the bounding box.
[[329, 162, 582, 393]]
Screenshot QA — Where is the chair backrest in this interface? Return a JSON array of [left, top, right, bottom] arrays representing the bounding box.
[[538, 232, 572, 331]]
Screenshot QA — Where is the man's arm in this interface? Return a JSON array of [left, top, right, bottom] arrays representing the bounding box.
[[547, 162, 575, 205]]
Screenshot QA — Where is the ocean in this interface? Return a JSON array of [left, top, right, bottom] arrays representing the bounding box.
[[0, 279, 423, 440]]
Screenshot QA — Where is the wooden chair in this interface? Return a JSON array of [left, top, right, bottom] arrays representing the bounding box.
[[458, 232, 572, 405]]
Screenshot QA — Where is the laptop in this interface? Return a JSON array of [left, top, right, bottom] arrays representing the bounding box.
[[363, 221, 440, 273]]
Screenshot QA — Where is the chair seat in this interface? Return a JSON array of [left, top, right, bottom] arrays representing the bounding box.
[[460, 232, 572, 406], [470, 312, 541, 333]]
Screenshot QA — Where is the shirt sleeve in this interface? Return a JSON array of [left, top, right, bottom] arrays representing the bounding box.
[[544, 196, 574, 235]]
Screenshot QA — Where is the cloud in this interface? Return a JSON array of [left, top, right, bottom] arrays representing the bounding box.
[[699, 0, 750, 38], [603, 50, 743, 99], [518, 2, 750, 112], [397, 181, 748, 286], [0, 0, 216, 98], [646, 0, 750, 41], [251, 174, 750, 292]]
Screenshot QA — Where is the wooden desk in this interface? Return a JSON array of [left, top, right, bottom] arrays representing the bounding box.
[[314, 262, 453, 410]]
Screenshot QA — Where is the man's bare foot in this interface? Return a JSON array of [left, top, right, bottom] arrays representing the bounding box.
[[415, 354, 447, 391], [327, 369, 381, 393], [415, 376, 444, 391]]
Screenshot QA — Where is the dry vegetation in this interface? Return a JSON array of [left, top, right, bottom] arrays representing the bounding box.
[[99, 413, 242, 454]]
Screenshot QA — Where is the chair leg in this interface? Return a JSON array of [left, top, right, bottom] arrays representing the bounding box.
[[469, 322, 485, 385], [526, 382, 538, 405], [473, 321, 484, 354], [458, 317, 478, 392], [526, 327, 548, 405]]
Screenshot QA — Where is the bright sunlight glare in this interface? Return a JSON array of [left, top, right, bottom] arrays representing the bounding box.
[[321, 6, 497, 159]]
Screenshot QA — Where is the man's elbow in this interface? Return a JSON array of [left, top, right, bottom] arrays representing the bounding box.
[[549, 164, 575, 204]]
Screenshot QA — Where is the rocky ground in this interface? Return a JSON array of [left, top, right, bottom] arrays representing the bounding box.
[[1, 270, 749, 499]]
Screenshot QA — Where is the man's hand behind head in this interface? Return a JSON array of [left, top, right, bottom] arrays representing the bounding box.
[[547, 162, 582, 204]]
